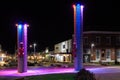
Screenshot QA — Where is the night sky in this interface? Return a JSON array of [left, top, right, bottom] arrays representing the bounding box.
[[0, 0, 119, 54]]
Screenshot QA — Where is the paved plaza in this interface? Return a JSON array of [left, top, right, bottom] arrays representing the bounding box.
[[0, 66, 120, 80]]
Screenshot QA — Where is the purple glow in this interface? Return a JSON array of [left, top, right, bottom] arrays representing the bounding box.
[[24, 24, 29, 29], [23, 23, 28, 72], [1, 67, 120, 77], [0, 68, 75, 77], [24, 24, 27, 30], [81, 5, 84, 9], [17, 23, 28, 73]]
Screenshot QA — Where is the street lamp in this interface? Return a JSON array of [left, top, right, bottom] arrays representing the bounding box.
[[91, 43, 95, 48], [91, 43, 95, 57], [33, 43, 37, 55], [29, 45, 32, 48], [29, 45, 32, 54]]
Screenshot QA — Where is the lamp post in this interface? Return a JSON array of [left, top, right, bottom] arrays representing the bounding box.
[[29, 45, 32, 54], [91, 43, 95, 49], [33, 43, 37, 55], [33, 43, 37, 63], [91, 43, 95, 59]]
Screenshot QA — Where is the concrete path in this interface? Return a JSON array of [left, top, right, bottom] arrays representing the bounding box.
[[0, 66, 120, 80]]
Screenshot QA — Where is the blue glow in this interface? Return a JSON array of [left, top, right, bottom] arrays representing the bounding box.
[[18, 24, 23, 42], [76, 4, 80, 8], [17, 23, 28, 73], [18, 24, 22, 30], [75, 3, 83, 71]]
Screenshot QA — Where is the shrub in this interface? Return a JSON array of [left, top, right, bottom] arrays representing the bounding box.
[[75, 68, 96, 80]]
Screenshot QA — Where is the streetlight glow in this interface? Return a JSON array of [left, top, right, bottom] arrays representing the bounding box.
[[29, 45, 32, 48], [33, 43, 37, 47], [91, 43, 95, 47], [81, 5, 84, 9], [33, 43, 37, 56]]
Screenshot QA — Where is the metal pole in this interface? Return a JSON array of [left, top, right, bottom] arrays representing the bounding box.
[[33, 43, 36, 63], [33, 43, 36, 56]]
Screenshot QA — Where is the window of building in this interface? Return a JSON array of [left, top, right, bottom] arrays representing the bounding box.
[[83, 37, 88, 45], [0, 57, 2, 61], [106, 37, 111, 45], [116, 36, 120, 45], [106, 49, 111, 58], [96, 49, 100, 58], [56, 47, 58, 49], [63, 56, 65, 61], [117, 49, 120, 58], [83, 49, 91, 54], [66, 49, 68, 53], [101, 53, 105, 57], [96, 37, 100, 44], [63, 45, 65, 48], [101, 49, 105, 57]]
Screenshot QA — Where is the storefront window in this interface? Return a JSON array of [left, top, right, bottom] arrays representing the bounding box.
[[117, 49, 120, 58], [106, 49, 111, 58], [96, 49, 100, 58]]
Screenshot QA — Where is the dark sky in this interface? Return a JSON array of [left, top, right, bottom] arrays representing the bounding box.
[[0, 0, 119, 54]]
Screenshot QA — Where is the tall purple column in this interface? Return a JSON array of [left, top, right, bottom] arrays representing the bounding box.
[[73, 4, 84, 71], [16, 23, 29, 73]]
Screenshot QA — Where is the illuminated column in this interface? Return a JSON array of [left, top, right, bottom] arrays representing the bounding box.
[[16, 23, 29, 73], [73, 4, 84, 71]]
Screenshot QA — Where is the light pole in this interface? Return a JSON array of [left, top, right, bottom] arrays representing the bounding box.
[[91, 43, 95, 59], [29, 45, 32, 54], [91, 43, 95, 49], [33, 43, 37, 55]]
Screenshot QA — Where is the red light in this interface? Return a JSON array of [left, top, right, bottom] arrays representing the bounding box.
[[18, 42, 24, 57], [15, 24, 18, 27], [73, 4, 76, 8]]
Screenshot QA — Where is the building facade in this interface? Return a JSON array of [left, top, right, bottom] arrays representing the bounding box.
[[54, 39, 72, 62], [83, 31, 120, 63], [54, 39, 72, 54], [54, 31, 120, 63]]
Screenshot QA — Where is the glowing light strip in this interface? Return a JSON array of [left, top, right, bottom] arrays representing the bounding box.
[[81, 5, 84, 31], [73, 4, 84, 71], [24, 24, 27, 71], [73, 5, 76, 45], [16, 23, 28, 72]]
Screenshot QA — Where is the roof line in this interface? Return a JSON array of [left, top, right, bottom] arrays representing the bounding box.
[[83, 31, 120, 34]]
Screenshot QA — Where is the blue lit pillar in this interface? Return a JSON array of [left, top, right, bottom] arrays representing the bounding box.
[[73, 4, 84, 71], [16, 23, 29, 73]]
